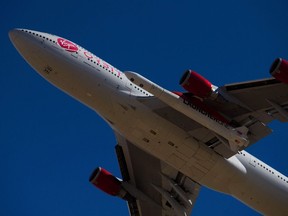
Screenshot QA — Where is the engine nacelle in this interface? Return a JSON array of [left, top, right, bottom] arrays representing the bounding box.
[[89, 167, 128, 199], [270, 58, 288, 84], [179, 70, 213, 98]]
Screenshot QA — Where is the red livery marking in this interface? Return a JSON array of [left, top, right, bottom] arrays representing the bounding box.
[[57, 38, 78, 52], [84, 51, 93, 59], [103, 62, 109, 69]]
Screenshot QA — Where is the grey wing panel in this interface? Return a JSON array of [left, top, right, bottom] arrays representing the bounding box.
[[220, 77, 288, 123], [199, 78, 288, 154], [115, 132, 201, 216]]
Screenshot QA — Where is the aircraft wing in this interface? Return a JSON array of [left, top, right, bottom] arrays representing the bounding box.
[[217, 77, 288, 124], [114, 132, 201, 216], [199, 77, 288, 156], [134, 76, 288, 158]]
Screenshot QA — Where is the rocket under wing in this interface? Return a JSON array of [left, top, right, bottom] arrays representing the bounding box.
[[124, 71, 249, 154]]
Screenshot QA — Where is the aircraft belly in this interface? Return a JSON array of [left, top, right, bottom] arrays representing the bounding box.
[[29, 45, 229, 193], [110, 97, 221, 183]]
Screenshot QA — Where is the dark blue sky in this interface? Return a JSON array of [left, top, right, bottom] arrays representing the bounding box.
[[1, 1, 288, 215]]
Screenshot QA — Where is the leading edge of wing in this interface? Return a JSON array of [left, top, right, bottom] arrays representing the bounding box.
[[223, 77, 280, 92]]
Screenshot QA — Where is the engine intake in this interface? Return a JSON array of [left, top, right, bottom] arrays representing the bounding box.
[[270, 58, 288, 84], [89, 167, 133, 201], [180, 70, 213, 98], [89, 167, 121, 196]]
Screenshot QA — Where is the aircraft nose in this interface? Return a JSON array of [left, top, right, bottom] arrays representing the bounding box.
[[9, 29, 33, 47], [9, 29, 22, 45], [9, 29, 42, 61]]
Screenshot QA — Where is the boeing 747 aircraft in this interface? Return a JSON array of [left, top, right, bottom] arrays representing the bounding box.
[[9, 29, 288, 215]]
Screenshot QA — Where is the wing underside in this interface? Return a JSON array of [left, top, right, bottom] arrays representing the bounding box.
[[114, 133, 201, 216], [221, 78, 288, 123], [203, 77, 288, 156]]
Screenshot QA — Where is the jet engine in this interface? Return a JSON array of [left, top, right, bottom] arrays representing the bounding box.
[[89, 167, 131, 200], [179, 70, 215, 98], [270, 58, 288, 84]]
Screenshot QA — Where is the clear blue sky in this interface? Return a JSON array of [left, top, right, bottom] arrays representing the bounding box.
[[1, 1, 288, 215]]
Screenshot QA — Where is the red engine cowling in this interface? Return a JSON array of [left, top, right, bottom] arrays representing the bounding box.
[[270, 58, 288, 84], [179, 70, 212, 98], [89, 167, 122, 196]]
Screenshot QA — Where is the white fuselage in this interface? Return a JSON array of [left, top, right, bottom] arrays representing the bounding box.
[[9, 29, 288, 215]]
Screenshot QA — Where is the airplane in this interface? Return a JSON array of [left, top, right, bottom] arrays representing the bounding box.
[[9, 28, 288, 216]]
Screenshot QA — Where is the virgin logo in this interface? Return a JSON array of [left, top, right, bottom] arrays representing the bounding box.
[[57, 38, 78, 52]]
